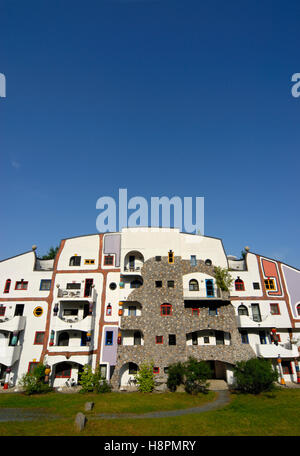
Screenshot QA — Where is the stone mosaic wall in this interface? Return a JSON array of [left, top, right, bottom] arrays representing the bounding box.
[[111, 256, 256, 389]]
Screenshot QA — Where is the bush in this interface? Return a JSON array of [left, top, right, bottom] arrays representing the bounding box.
[[79, 364, 112, 393], [167, 357, 212, 394], [233, 357, 278, 394], [134, 362, 155, 392], [19, 363, 52, 395]]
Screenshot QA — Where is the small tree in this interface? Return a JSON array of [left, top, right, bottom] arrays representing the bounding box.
[[79, 364, 112, 393], [41, 246, 59, 260], [134, 361, 155, 392], [167, 358, 212, 394], [233, 357, 278, 394], [167, 362, 185, 392], [19, 363, 52, 395], [214, 266, 233, 292]]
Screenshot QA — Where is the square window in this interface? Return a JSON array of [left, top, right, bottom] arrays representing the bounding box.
[[270, 303, 280, 315], [15, 281, 28, 290], [34, 332, 45, 344], [155, 256, 161, 261], [153, 367, 160, 374], [155, 281, 162, 288], [253, 282, 260, 290], [155, 335, 163, 344], [167, 280, 174, 288], [40, 279, 51, 291], [264, 279, 275, 290], [104, 255, 114, 266], [208, 307, 218, 316], [192, 308, 199, 316], [28, 362, 39, 374], [105, 331, 113, 345]]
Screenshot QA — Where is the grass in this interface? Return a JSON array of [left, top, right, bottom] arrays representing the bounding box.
[[0, 388, 299, 436]]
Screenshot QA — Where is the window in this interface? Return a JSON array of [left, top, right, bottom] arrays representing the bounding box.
[[297, 304, 300, 316], [169, 334, 176, 345], [264, 278, 275, 290], [106, 304, 112, 316], [206, 279, 214, 297], [109, 282, 117, 290], [4, 279, 11, 293], [192, 308, 199, 316], [251, 303, 261, 322], [34, 332, 45, 345], [15, 280, 28, 290], [168, 250, 174, 264], [205, 259, 212, 266], [84, 279, 93, 297], [235, 278, 245, 291], [238, 305, 248, 316], [155, 281, 162, 288], [33, 307, 43, 317], [189, 279, 199, 291], [105, 331, 113, 345], [84, 259, 95, 265], [0, 306, 6, 316], [259, 330, 267, 344], [167, 280, 174, 288], [155, 335, 163, 344], [55, 362, 72, 378], [28, 362, 39, 374], [161, 304, 172, 316], [104, 255, 114, 266], [69, 256, 81, 266], [208, 306, 218, 316], [128, 306, 136, 316], [155, 256, 161, 261], [130, 279, 142, 289], [270, 303, 280, 315], [63, 309, 78, 316], [129, 363, 138, 375], [14, 304, 24, 316], [215, 331, 225, 345], [192, 332, 198, 345], [282, 361, 293, 375], [40, 279, 51, 291], [240, 330, 249, 344], [66, 282, 81, 289], [190, 255, 197, 266], [204, 336, 210, 344], [253, 282, 260, 290], [164, 367, 169, 374], [153, 367, 160, 374]]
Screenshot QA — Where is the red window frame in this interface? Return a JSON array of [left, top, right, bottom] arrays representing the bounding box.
[[160, 304, 172, 316], [153, 367, 160, 374], [270, 303, 280, 315], [55, 362, 72, 378], [192, 308, 199, 316], [155, 335, 163, 344], [104, 255, 114, 266], [28, 362, 39, 373], [34, 332, 45, 345], [4, 279, 11, 293], [235, 279, 245, 291], [0, 306, 6, 317], [15, 280, 28, 290]]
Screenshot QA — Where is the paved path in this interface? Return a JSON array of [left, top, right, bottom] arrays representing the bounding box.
[[92, 390, 231, 420], [0, 408, 59, 422]]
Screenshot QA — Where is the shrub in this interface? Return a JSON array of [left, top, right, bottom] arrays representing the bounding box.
[[214, 266, 233, 292], [233, 357, 278, 394], [19, 363, 52, 395], [79, 365, 112, 393], [167, 358, 212, 394], [134, 362, 155, 392]]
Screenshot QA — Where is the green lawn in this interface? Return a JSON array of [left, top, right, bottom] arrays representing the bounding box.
[[0, 389, 299, 436]]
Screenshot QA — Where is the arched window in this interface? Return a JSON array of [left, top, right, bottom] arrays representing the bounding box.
[[55, 362, 72, 378], [238, 305, 248, 316], [160, 304, 172, 316], [4, 279, 11, 293], [106, 304, 112, 316], [235, 277, 245, 291], [69, 256, 81, 266], [297, 304, 300, 316], [189, 279, 199, 291]]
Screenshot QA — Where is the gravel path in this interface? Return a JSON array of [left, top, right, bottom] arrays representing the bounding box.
[[91, 390, 231, 420]]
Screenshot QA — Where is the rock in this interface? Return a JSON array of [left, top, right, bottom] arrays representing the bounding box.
[[75, 412, 87, 431], [84, 402, 94, 411]]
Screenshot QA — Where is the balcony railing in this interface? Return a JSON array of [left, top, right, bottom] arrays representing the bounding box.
[[254, 343, 299, 358], [57, 288, 96, 301], [183, 287, 230, 300], [0, 316, 26, 332]]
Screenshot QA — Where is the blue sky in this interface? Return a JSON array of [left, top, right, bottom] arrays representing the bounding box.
[[1, 0, 300, 267]]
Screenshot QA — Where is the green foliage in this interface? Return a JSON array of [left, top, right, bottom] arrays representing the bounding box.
[[214, 266, 233, 291], [19, 363, 52, 395], [79, 364, 111, 393], [167, 362, 185, 392], [134, 361, 155, 392], [167, 357, 212, 394], [233, 357, 278, 394], [41, 246, 59, 260]]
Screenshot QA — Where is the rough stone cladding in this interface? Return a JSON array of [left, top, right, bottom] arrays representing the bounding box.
[[111, 256, 256, 388]]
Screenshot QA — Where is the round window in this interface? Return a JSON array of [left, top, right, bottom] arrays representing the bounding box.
[[33, 307, 43, 317], [109, 282, 117, 290], [205, 259, 212, 266]]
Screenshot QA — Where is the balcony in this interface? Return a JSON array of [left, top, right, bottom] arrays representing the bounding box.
[[123, 251, 144, 275], [0, 316, 26, 332], [254, 343, 299, 358], [57, 287, 96, 301], [0, 345, 22, 366], [236, 314, 292, 329], [52, 315, 93, 331], [183, 287, 230, 301]]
